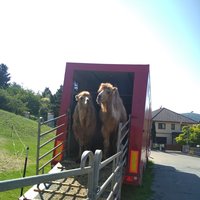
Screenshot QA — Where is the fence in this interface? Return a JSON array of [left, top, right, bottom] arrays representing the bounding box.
[[0, 116, 130, 199], [36, 114, 66, 175]]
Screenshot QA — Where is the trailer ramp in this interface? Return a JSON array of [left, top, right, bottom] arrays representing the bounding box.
[[30, 162, 88, 200], [21, 150, 119, 200]]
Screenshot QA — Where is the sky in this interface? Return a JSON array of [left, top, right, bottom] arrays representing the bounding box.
[[0, 0, 200, 114]]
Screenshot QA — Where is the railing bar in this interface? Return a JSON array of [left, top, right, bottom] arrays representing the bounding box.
[[39, 132, 64, 149], [107, 181, 120, 200], [107, 191, 114, 200], [41, 114, 66, 125], [120, 118, 130, 131], [39, 151, 64, 171], [120, 129, 129, 144], [100, 152, 121, 169], [122, 147, 128, 159], [36, 117, 42, 175], [122, 139, 129, 152], [122, 157, 127, 169], [122, 158, 127, 167], [40, 123, 65, 137], [0, 166, 92, 192], [97, 173, 115, 198], [97, 166, 120, 198], [122, 154, 127, 164], [39, 142, 64, 161]]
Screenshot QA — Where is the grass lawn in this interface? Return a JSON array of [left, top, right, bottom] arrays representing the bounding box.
[[121, 161, 154, 200], [0, 109, 55, 199]]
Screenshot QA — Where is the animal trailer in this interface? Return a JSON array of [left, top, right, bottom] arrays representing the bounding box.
[[53, 62, 152, 186]]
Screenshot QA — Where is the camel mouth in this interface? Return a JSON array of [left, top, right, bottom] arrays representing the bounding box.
[[96, 94, 101, 105], [96, 90, 103, 105], [96, 98, 100, 105]]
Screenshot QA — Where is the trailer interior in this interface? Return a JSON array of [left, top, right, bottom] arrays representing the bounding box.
[[66, 70, 134, 159]]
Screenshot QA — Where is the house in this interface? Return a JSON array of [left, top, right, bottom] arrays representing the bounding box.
[[152, 107, 198, 146]]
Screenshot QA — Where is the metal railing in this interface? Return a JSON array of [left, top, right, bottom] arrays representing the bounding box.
[[0, 117, 130, 200], [36, 114, 66, 175]]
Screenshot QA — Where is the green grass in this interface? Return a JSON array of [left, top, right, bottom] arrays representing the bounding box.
[[121, 161, 154, 200], [0, 109, 55, 199]]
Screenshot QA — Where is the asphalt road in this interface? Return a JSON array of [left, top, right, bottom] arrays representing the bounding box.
[[149, 150, 200, 200]]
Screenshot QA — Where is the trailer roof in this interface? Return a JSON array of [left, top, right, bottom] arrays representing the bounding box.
[[66, 62, 149, 73]]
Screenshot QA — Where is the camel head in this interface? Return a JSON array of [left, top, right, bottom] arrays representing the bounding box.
[[75, 91, 92, 106], [96, 83, 118, 105]]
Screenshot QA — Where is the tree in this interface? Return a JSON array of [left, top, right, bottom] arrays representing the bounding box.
[[176, 124, 200, 146], [7, 83, 41, 116], [21, 90, 41, 116], [0, 64, 11, 88], [39, 97, 51, 120], [189, 124, 200, 146], [0, 89, 10, 110], [151, 121, 156, 143], [42, 87, 53, 99], [52, 85, 63, 117], [0, 88, 27, 115]]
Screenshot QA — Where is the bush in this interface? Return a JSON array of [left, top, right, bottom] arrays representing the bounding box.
[[0, 89, 27, 115]]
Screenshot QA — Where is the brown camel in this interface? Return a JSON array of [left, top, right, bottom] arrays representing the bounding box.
[[72, 91, 97, 159], [96, 83, 127, 158]]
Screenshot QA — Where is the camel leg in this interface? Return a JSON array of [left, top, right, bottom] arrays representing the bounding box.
[[101, 125, 111, 159], [79, 144, 83, 159], [103, 136, 110, 159]]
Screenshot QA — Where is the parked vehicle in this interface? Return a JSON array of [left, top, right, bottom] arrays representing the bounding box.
[[53, 62, 152, 185]]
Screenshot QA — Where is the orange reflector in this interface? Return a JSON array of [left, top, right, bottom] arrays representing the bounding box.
[[129, 150, 139, 173]]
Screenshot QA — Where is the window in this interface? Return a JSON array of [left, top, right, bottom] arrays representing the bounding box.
[[158, 123, 166, 129], [171, 123, 175, 130]]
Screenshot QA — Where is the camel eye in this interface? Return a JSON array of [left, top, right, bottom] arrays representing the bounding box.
[[106, 90, 111, 94]]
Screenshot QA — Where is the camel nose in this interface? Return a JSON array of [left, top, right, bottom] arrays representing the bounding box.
[[84, 97, 89, 104]]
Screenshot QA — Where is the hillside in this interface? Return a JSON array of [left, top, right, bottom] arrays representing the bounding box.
[[0, 109, 54, 199]]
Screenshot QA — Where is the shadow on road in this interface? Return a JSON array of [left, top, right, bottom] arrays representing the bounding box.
[[151, 163, 200, 200]]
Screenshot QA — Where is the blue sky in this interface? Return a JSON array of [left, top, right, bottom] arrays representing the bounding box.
[[0, 0, 199, 113]]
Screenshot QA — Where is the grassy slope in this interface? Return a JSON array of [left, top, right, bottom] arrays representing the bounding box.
[[0, 109, 54, 199]]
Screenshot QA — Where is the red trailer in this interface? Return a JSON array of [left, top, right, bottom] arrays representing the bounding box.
[[53, 63, 152, 185]]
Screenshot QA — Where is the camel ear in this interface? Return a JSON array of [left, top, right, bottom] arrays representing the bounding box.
[[75, 94, 79, 101], [113, 87, 118, 92], [113, 87, 119, 97]]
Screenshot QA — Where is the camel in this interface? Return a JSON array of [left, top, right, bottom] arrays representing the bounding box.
[[72, 91, 97, 159], [96, 83, 127, 158]]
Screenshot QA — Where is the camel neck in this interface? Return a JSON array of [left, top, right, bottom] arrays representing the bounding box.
[[101, 102, 111, 113]]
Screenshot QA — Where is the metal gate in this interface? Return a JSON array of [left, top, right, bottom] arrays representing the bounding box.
[[0, 116, 130, 200], [36, 114, 67, 175]]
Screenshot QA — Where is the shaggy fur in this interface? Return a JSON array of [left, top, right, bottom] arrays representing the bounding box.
[[96, 83, 127, 158], [72, 91, 97, 159]]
